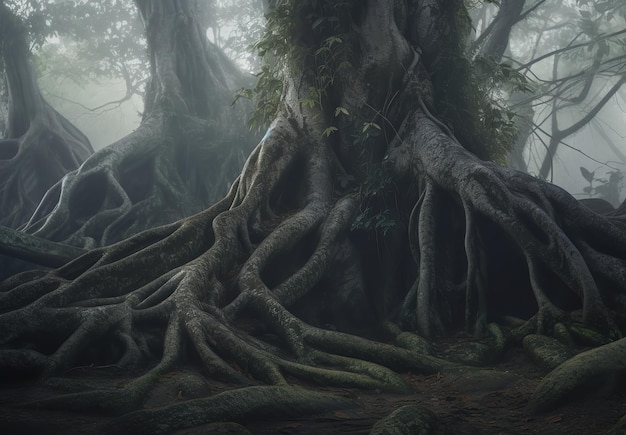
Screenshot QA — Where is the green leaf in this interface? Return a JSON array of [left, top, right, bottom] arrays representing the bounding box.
[[580, 167, 595, 183], [315, 46, 331, 56], [325, 36, 343, 47], [312, 17, 326, 29], [362, 122, 381, 132], [322, 126, 338, 137], [334, 106, 350, 117]]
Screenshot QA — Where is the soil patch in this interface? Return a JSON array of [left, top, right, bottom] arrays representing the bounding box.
[[0, 346, 624, 434]]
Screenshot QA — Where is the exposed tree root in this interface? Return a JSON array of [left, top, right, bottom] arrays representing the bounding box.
[[386, 102, 626, 415], [528, 337, 626, 413], [0, 111, 446, 425], [3, 0, 256, 252], [4, 89, 623, 428], [20, 114, 234, 247], [106, 386, 350, 435], [391, 108, 626, 340], [0, 225, 86, 268]]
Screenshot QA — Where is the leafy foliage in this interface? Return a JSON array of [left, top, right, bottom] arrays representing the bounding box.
[[203, 0, 266, 71], [5, 0, 148, 97], [349, 123, 397, 236], [236, 0, 355, 132], [579, 166, 624, 206], [471, 56, 537, 157]]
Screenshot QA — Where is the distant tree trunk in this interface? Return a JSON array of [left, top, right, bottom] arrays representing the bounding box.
[[0, 3, 93, 229], [14, 0, 256, 250], [476, 0, 525, 61], [1, 1, 625, 432]]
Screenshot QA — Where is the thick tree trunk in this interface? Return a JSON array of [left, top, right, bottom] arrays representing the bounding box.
[[1, 0, 625, 432]]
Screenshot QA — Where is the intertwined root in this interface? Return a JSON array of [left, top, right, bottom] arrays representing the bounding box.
[[0, 196, 438, 413], [19, 115, 229, 249], [0, 3, 94, 231], [528, 337, 626, 413], [0, 117, 453, 419], [393, 110, 626, 341], [455, 163, 621, 334], [2, 97, 626, 429]]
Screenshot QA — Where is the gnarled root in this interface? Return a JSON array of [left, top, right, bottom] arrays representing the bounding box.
[[107, 386, 350, 435], [19, 112, 247, 249], [528, 337, 626, 413], [0, 112, 453, 429], [391, 110, 626, 339]]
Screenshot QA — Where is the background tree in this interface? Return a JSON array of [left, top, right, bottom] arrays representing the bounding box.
[[1, 0, 256, 258], [0, 1, 93, 230], [36, 0, 148, 110], [1, 0, 626, 433], [470, 0, 626, 205]]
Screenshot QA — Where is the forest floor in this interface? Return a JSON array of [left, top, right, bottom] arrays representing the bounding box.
[[0, 343, 624, 434]]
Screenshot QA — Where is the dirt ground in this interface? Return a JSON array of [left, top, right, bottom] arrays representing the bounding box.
[[0, 345, 624, 434], [249, 346, 626, 435]]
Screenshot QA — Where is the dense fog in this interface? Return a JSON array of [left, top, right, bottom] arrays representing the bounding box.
[[2, 0, 625, 204]]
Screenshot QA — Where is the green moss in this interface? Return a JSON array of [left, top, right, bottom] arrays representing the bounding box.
[[370, 405, 438, 435], [106, 386, 350, 434]]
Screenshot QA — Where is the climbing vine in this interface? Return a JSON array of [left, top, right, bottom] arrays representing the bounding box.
[[236, 0, 356, 132]]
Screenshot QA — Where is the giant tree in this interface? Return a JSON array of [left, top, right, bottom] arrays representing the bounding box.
[[1, 0, 626, 433], [1, 0, 254, 254], [0, 1, 94, 230]]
